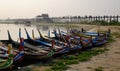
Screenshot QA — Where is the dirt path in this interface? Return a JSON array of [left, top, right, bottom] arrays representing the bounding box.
[[66, 26, 120, 71]]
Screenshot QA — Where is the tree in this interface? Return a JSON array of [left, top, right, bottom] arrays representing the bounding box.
[[109, 16, 112, 23], [116, 15, 119, 22], [78, 16, 81, 23], [89, 15, 92, 22]]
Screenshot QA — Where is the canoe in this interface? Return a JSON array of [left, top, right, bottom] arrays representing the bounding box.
[[51, 29, 93, 48], [24, 28, 70, 54], [52, 29, 109, 47], [24, 29, 82, 54], [0, 43, 24, 63], [69, 28, 110, 38], [0, 44, 13, 71], [0, 46, 24, 64], [73, 31, 109, 46], [6, 30, 55, 60], [66, 28, 110, 42]]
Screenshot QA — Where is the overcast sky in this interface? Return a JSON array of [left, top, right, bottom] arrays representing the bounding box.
[[0, 0, 120, 19]]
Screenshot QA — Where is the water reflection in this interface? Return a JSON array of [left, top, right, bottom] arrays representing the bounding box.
[[0, 24, 67, 41], [36, 25, 49, 31]]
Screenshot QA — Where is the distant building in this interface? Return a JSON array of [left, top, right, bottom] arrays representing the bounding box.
[[36, 14, 53, 23]]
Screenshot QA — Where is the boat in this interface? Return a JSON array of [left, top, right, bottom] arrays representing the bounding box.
[[51, 29, 93, 48], [0, 44, 13, 71], [24, 28, 82, 55], [24, 28, 71, 55], [6, 30, 55, 60], [58, 28, 110, 46], [69, 28, 111, 38], [0, 43, 24, 64]]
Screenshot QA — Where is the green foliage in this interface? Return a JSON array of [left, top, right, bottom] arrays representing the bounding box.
[[112, 32, 120, 38], [107, 35, 115, 42], [77, 52, 92, 61], [91, 48, 105, 56], [44, 48, 107, 71], [86, 20, 120, 26], [77, 49, 105, 61], [109, 20, 120, 25], [51, 64, 68, 71]]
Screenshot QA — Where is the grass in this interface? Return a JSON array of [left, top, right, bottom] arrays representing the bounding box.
[[45, 48, 108, 71], [86, 20, 120, 26], [112, 32, 120, 39], [34, 23, 81, 28], [107, 35, 115, 42], [34, 20, 120, 26]]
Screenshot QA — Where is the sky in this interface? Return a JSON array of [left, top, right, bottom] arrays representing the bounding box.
[[0, 0, 120, 19]]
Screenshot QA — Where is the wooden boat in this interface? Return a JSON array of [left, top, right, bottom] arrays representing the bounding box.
[[69, 28, 111, 38], [24, 28, 82, 55], [60, 29, 110, 46], [6, 30, 55, 60], [0, 45, 8, 59], [50, 29, 93, 48], [0, 44, 13, 71], [0, 43, 24, 63], [24, 29, 70, 54]]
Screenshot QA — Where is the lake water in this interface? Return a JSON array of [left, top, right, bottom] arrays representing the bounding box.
[[0, 24, 67, 41]]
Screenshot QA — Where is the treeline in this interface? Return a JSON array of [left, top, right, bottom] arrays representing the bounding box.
[[83, 20, 120, 26], [52, 15, 120, 25]]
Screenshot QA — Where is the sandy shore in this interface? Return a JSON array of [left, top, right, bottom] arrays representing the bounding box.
[[66, 26, 120, 71]]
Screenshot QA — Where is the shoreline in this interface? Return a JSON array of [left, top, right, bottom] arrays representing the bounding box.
[[0, 23, 119, 71]]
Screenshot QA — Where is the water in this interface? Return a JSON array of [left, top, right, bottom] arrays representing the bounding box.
[[0, 23, 67, 41]]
